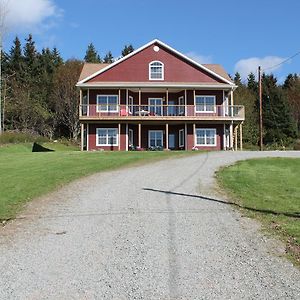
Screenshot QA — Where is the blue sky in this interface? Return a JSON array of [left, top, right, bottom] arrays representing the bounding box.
[[2, 0, 300, 82]]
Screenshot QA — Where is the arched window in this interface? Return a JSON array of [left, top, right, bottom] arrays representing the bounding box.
[[149, 61, 164, 80]]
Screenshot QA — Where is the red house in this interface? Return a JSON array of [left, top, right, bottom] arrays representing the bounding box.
[[77, 39, 244, 151]]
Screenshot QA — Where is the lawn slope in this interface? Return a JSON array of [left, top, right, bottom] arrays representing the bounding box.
[[217, 157, 300, 264]]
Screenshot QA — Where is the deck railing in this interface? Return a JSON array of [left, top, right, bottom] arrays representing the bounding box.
[[80, 104, 245, 119]]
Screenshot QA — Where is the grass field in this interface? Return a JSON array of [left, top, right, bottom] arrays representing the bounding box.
[[217, 158, 300, 264], [0, 143, 193, 221]]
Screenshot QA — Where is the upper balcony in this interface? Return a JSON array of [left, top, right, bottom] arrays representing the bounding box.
[[79, 104, 245, 122]]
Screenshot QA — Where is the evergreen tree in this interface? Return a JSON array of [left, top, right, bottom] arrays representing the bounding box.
[[121, 44, 134, 57], [261, 74, 297, 146], [52, 47, 63, 67], [84, 43, 101, 63], [7, 36, 24, 78], [233, 72, 243, 86], [103, 51, 114, 63], [247, 72, 257, 92]]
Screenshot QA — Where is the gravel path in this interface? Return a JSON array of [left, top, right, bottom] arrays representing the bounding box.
[[1, 151, 300, 299]]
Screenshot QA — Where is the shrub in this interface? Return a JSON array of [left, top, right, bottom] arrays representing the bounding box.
[[0, 131, 48, 144]]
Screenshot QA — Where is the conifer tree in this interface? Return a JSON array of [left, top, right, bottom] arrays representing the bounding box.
[[103, 51, 114, 63], [121, 44, 134, 57], [233, 72, 242, 86], [84, 43, 101, 63]]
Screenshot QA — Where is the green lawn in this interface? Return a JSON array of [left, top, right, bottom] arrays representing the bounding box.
[[217, 158, 300, 264], [0, 145, 193, 221]]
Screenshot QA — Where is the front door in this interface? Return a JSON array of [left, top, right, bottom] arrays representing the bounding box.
[[168, 133, 175, 149]]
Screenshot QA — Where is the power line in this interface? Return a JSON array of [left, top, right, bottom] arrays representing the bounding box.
[[263, 50, 300, 71]]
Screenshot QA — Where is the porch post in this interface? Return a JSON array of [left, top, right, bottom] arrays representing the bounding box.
[[79, 89, 82, 117], [118, 89, 121, 113], [185, 123, 187, 150], [118, 123, 121, 151], [193, 90, 196, 117], [234, 125, 238, 151], [193, 123, 196, 148], [80, 123, 84, 151], [166, 88, 169, 116], [184, 89, 187, 116], [87, 89, 90, 117], [126, 123, 129, 151], [86, 123, 89, 151], [126, 89, 128, 107], [166, 123, 169, 150], [240, 123, 243, 151], [138, 88, 141, 108], [138, 123, 141, 148], [223, 124, 226, 150], [229, 122, 233, 150]]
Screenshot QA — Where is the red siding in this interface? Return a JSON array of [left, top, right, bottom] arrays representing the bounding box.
[[88, 43, 225, 83]]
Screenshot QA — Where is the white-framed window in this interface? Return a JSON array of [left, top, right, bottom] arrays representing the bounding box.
[[149, 61, 164, 80], [179, 129, 184, 147], [97, 95, 118, 112], [178, 96, 185, 116], [195, 128, 216, 146], [149, 130, 163, 147], [96, 128, 118, 146], [195, 96, 216, 113], [149, 98, 163, 116], [129, 128, 134, 145]]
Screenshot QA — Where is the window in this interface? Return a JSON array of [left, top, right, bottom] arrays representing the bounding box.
[[178, 96, 185, 116], [149, 61, 164, 80], [149, 98, 163, 116], [195, 96, 216, 112], [149, 130, 163, 147], [97, 95, 118, 112], [196, 129, 216, 146], [129, 129, 134, 145], [179, 129, 185, 147], [96, 128, 118, 146]]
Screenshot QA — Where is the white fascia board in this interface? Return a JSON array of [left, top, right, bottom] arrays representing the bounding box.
[[77, 39, 235, 86]]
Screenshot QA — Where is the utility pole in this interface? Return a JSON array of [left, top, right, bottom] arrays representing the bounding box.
[[258, 66, 263, 151]]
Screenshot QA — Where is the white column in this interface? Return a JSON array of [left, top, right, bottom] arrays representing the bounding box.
[[229, 123, 233, 150], [87, 89, 90, 116], [223, 124, 226, 150], [79, 89, 83, 117], [126, 123, 129, 151], [185, 123, 188, 150], [138, 123, 141, 148], [80, 123, 84, 151], [193, 123, 196, 148], [86, 123, 89, 151], [166, 123, 169, 149], [240, 123, 243, 151], [184, 89, 187, 116], [166, 89, 169, 116], [118, 123, 121, 151]]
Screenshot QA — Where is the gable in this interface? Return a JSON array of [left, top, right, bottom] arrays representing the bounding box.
[[86, 42, 229, 84]]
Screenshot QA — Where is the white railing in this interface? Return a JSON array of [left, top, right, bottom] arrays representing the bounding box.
[[80, 104, 245, 119]]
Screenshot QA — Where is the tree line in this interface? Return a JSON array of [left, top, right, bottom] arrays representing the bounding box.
[[233, 72, 299, 148], [0, 33, 299, 148], [1, 34, 134, 140]]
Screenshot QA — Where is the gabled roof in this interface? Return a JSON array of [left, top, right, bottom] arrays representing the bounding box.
[[77, 39, 234, 86], [78, 63, 109, 82]]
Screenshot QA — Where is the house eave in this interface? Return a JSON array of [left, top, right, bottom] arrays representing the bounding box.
[[76, 82, 237, 90]]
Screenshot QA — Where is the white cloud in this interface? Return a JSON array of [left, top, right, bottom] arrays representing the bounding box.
[[234, 56, 286, 80], [1, 0, 62, 31], [185, 51, 213, 64]]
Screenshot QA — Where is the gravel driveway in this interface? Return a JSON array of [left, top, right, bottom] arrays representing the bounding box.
[[1, 151, 300, 299]]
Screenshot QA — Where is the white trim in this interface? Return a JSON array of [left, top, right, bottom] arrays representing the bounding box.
[[96, 128, 119, 146], [223, 124, 226, 150], [129, 128, 134, 146], [126, 123, 129, 151], [178, 96, 185, 116], [148, 97, 163, 115], [86, 124, 89, 151], [96, 94, 119, 112], [149, 60, 164, 81], [179, 129, 184, 147], [184, 123, 187, 150], [77, 82, 234, 89], [77, 39, 236, 86], [195, 95, 216, 113], [148, 130, 164, 148], [87, 89, 90, 116], [195, 128, 217, 147]]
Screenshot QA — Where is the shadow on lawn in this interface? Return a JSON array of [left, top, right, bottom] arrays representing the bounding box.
[[143, 188, 300, 219]]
